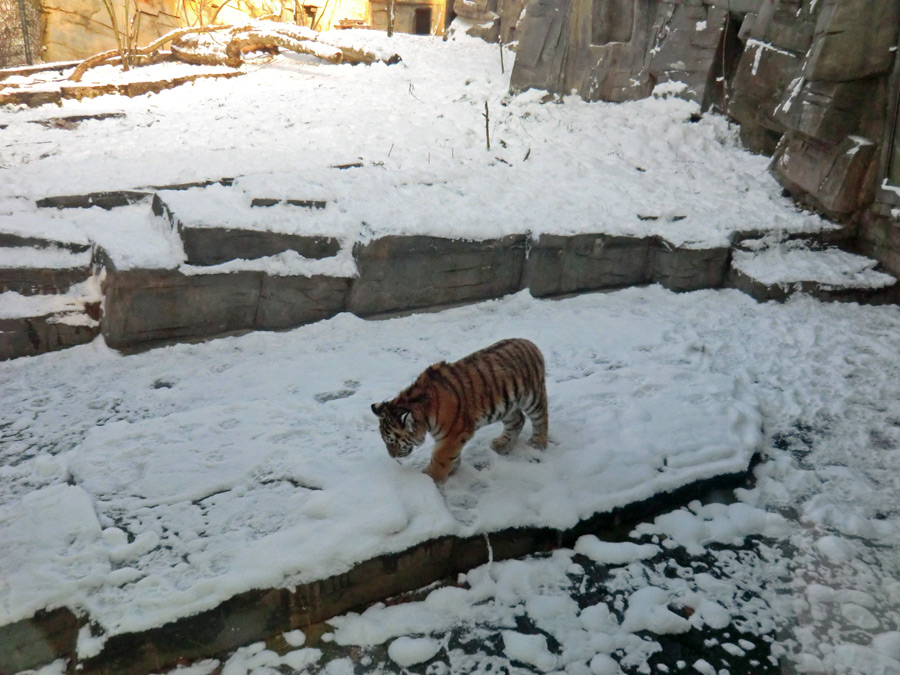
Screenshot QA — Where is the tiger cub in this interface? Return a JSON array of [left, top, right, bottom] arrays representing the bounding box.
[[371, 338, 549, 482]]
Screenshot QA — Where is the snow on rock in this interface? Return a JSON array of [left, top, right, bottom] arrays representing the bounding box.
[[502, 630, 558, 671], [620, 587, 691, 635], [6, 284, 900, 672], [574, 535, 661, 565], [0, 484, 107, 625], [632, 500, 790, 555], [387, 636, 442, 667], [0, 211, 89, 247], [732, 243, 896, 290], [0, 245, 90, 270]]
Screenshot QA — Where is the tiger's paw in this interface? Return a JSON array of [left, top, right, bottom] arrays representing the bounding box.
[[527, 436, 548, 450], [490, 437, 515, 454]]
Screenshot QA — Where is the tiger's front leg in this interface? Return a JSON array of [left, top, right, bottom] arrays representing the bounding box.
[[424, 432, 472, 482]]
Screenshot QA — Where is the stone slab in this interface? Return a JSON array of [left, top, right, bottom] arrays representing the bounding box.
[[101, 266, 351, 349], [37, 190, 153, 210], [101, 267, 264, 348], [0, 266, 92, 295], [179, 227, 341, 266], [726, 266, 898, 304], [525, 233, 651, 296], [348, 235, 527, 316], [256, 274, 352, 330], [0, 607, 79, 674], [651, 241, 730, 292], [0, 313, 100, 360], [525, 234, 729, 296], [153, 193, 341, 266]]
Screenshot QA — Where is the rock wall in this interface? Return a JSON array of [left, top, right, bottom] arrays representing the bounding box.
[[510, 0, 900, 279], [453, 0, 525, 43], [0, 0, 43, 67], [40, 0, 182, 63]]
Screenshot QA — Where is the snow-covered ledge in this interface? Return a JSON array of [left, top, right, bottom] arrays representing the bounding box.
[[0, 292, 763, 674]]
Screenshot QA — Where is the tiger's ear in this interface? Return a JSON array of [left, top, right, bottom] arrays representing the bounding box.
[[399, 409, 414, 431], [371, 402, 387, 416]]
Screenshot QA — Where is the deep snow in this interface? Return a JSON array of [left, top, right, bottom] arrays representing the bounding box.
[[2, 28, 899, 675]]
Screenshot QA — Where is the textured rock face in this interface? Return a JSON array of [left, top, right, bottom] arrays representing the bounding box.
[[41, 0, 182, 62], [453, 0, 525, 43], [0, 0, 42, 67], [510, 0, 900, 278]]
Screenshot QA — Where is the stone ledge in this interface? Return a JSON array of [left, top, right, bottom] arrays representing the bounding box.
[[348, 235, 527, 316], [0, 465, 754, 675], [0, 313, 100, 360], [101, 265, 351, 349]]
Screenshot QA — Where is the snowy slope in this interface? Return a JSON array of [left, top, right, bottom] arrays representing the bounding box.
[[1, 30, 833, 264]]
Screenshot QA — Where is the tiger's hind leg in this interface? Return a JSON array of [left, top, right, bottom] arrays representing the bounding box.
[[525, 388, 549, 449], [491, 409, 525, 454]]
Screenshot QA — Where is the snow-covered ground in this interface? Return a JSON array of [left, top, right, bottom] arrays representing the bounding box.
[[2, 28, 831, 265], [3, 28, 899, 675], [1, 290, 760, 636], [6, 288, 900, 674]]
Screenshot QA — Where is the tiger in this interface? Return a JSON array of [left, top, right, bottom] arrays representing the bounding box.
[[371, 338, 549, 482]]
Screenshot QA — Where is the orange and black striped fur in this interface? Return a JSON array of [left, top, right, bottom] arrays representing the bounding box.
[[371, 338, 549, 482]]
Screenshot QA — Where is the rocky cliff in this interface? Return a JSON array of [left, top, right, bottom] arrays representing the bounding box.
[[510, 0, 900, 277]]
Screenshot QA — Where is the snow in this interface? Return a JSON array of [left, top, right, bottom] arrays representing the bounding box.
[[148, 285, 900, 675], [0, 276, 101, 320], [502, 630, 558, 671], [732, 242, 896, 290], [2, 31, 832, 261], [0, 245, 90, 269], [0, 289, 762, 637], [387, 636, 442, 667], [2, 30, 899, 675]]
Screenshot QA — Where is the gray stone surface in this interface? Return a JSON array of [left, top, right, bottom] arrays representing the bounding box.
[[179, 227, 341, 267], [0, 608, 78, 674], [0, 265, 92, 295], [803, 0, 900, 82], [101, 268, 263, 348], [525, 234, 651, 296], [256, 274, 352, 330], [772, 135, 879, 216], [652, 241, 729, 292], [101, 267, 351, 348], [0, 313, 99, 360], [348, 235, 527, 315]]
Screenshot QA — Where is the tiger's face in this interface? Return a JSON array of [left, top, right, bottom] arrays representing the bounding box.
[[371, 402, 425, 458]]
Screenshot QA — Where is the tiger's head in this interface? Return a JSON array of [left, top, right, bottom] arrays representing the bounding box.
[[371, 402, 426, 458]]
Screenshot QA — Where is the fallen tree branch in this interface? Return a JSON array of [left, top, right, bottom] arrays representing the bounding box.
[[69, 24, 231, 81]]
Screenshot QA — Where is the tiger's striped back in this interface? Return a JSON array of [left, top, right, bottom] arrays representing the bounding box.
[[372, 338, 548, 482]]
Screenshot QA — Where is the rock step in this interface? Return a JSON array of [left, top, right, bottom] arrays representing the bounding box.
[[152, 194, 341, 266], [0, 246, 94, 295], [0, 212, 92, 253], [727, 242, 898, 303], [0, 287, 102, 360]]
